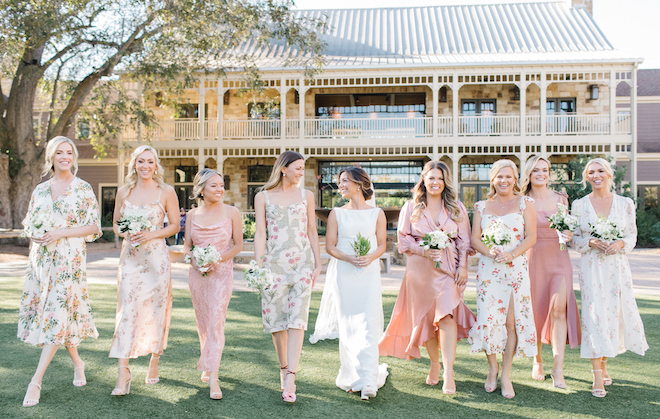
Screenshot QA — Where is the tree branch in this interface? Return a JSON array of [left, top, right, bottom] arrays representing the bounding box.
[[41, 40, 85, 70]]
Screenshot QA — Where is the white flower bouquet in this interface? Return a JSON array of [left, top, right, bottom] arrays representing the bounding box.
[[116, 207, 156, 247], [243, 260, 274, 295], [185, 244, 222, 276], [351, 232, 372, 273], [419, 229, 456, 268], [23, 205, 55, 249], [482, 219, 513, 249], [589, 216, 623, 243], [547, 203, 579, 250]]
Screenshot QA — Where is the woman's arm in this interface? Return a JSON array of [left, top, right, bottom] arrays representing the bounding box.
[[253, 192, 267, 267], [397, 201, 424, 257], [605, 196, 637, 255], [183, 208, 195, 257], [454, 202, 472, 285], [112, 186, 128, 237], [470, 204, 491, 257], [221, 206, 244, 260], [305, 190, 322, 285], [570, 199, 593, 253]]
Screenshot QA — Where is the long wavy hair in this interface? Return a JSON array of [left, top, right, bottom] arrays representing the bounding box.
[[124, 145, 165, 197], [260, 151, 304, 191], [42, 136, 79, 178], [521, 155, 551, 195], [582, 157, 614, 191], [410, 160, 462, 223], [487, 159, 521, 199], [337, 166, 374, 201]]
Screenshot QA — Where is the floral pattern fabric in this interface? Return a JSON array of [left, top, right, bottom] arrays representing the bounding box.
[[18, 178, 101, 347], [261, 189, 314, 333], [109, 195, 172, 358], [571, 194, 648, 358], [468, 197, 537, 357]]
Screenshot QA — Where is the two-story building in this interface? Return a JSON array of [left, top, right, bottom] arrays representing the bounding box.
[[76, 1, 644, 220]]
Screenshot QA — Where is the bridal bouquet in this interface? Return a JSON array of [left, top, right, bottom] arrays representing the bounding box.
[[419, 229, 456, 268], [23, 205, 55, 248], [243, 260, 274, 296], [185, 244, 221, 276], [351, 232, 372, 273], [589, 216, 623, 243], [482, 219, 513, 249], [547, 203, 579, 250], [116, 207, 155, 247]]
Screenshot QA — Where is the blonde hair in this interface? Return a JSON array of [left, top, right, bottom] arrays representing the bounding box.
[[487, 159, 521, 199], [410, 160, 462, 224], [124, 145, 165, 196], [521, 155, 551, 195], [260, 151, 304, 191], [191, 168, 222, 204], [582, 157, 614, 191], [42, 136, 79, 177]]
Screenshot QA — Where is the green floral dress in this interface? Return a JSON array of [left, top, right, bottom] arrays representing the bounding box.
[[18, 178, 101, 347]]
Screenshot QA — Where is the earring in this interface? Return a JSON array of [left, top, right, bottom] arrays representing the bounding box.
[[283, 173, 286, 177], [357, 187, 360, 191]]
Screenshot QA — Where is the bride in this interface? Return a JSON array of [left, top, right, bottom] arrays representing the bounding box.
[[309, 166, 389, 400]]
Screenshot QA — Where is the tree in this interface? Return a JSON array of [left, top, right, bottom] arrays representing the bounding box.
[[0, 0, 325, 228]]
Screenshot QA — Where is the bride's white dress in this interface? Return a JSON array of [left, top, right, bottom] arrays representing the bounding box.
[[310, 207, 388, 392]]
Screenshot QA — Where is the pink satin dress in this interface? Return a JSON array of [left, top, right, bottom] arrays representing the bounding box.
[[379, 200, 476, 360], [188, 215, 234, 372], [528, 196, 581, 348]]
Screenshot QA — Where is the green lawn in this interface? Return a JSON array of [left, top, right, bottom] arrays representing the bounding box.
[[0, 277, 658, 418]]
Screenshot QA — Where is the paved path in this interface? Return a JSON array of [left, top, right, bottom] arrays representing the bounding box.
[[1, 243, 658, 295]]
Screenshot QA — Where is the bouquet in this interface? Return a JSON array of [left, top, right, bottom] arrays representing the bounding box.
[[243, 260, 274, 295], [23, 205, 55, 248], [589, 216, 623, 243], [351, 232, 372, 273], [116, 207, 156, 247], [482, 219, 513, 249], [185, 244, 221, 276], [419, 229, 456, 268], [547, 203, 579, 250]]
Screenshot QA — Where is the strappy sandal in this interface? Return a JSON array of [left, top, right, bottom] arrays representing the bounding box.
[[73, 362, 86, 387], [602, 360, 612, 386], [551, 369, 567, 389], [532, 361, 545, 381], [426, 362, 441, 386], [209, 378, 223, 400], [111, 366, 132, 396], [145, 354, 160, 384], [442, 369, 456, 394], [280, 365, 288, 391], [591, 369, 607, 398], [485, 365, 499, 393], [282, 371, 297, 403], [201, 371, 211, 383], [22, 381, 41, 407]]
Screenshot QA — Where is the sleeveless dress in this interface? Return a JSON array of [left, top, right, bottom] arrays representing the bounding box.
[[379, 200, 476, 360], [571, 195, 648, 358], [18, 178, 101, 347], [468, 197, 537, 357], [528, 196, 581, 348], [261, 189, 314, 333], [309, 208, 389, 393], [109, 192, 173, 358], [189, 214, 234, 371]]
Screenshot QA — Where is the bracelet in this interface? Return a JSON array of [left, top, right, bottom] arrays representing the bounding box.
[[510, 251, 515, 259]]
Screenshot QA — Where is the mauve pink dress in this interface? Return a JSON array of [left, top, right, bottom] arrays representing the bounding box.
[[379, 200, 476, 360], [188, 216, 234, 372], [527, 196, 581, 348]]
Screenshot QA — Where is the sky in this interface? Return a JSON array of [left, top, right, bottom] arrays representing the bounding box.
[[293, 0, 659, 69]]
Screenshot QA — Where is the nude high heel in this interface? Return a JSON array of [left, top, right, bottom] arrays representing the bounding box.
[[591, 369, 606, 398], [111, 366, 132, 396], [145, 354, 160, 384], [282, 371, 297, 403], [280, 365, 288, 391], [209, 378, 223, 400], [551, 369, 567, 389], [22, 381, 41, 407], [73, 362, 86, 387], [532, 361, 545, 381], [426, 362, 441, 386]]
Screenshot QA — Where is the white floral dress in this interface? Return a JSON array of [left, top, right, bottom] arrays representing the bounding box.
[[468, 197, 537, 357], [18, 178, 101, 347], [260, 189, 314, 333], [571, 194, 648, 358]]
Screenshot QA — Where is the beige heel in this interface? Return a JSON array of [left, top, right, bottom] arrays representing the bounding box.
[[209, 379, 223, 400], [145, 354, 160, 384], [111, 366, 132, 396], [73, 362, 86, 387], [591, 369, 606, 398], [22, 382, 42, 407], [532, 361, 545, 381]]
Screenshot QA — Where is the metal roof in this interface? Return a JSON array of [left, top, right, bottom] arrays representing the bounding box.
[[220, 2, 640, 71]]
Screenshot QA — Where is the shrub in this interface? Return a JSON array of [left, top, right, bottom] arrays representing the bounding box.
[[637, 206, 660, 247], [243, 218, 256, 240]]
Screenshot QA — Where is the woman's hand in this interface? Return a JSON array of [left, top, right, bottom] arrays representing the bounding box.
[[311, 265, 322, 288], [604, 239, 624, 255], [354, 253, 379, 269], [589, 238, 608, 252], [34, 229, 64, 246], [562, 230, 574, 242], [495, 250, 515, 264], [489, 246, 502, 259], [128, 230, 156, 246], [455, 266, 468, 286], [424, 248, 442, 265]]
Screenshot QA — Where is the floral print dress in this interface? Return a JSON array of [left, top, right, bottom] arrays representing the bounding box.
[[261, 189, 314, 333], [109, 193, 172, 358], [468, 196, 537, 357], [18, 178, 101, 347], [571, 194, 648, 358]]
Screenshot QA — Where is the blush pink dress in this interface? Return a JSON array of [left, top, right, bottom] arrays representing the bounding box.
[[188, 214, 234, 372], [527, 195, 581, 348], [379, 200, 476, 360]]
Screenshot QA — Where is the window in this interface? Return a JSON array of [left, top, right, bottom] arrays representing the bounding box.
[[460, 184, 491, 212], [461, 99, 496, 116], [461, 100, 496, 133], [100, 186, 118, 227], [175, 166, 197, 209], [460, 164, 492, 181], [546, 98, 576, 114], [639, 186, 659, 210], [247, 165, 272, 209], [315, 93, 426, 118]]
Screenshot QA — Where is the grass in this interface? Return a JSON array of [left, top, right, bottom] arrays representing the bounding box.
[[0, 277, 658, 419]]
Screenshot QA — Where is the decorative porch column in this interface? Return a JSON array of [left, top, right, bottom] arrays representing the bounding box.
[[198, 78, 206, 142], [218, 81, 225, 141], [519, 73, 527, 164], [631, 65, 638, 199], [280, 78, 287, 144], [452, 74, 459, 141], [198, 147, 205, 171], [540, 72, 547, 157], [118, 148, 125, 187], [432, 77, 439, 161], [298, 76, 307, 152], [609, 70, 617, 159]]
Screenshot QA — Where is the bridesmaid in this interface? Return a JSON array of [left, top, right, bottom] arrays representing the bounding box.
[[309, 166, 388, 400], [184, 169, 243, 399], [109, 145, 180, 395], [521, 156, 581, 389], [468, 159, 537, 399], [379, 161, 475, 394], [19, 137, 101, 407], [571, 158, 648, 397], [254, 151, 322, 403]]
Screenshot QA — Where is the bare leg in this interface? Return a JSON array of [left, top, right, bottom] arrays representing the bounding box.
[[591, 358, 606, 397], [601, 357, 612, 385], [532, 342, 544, 380], [209, 370, 222, 399], [484, 353, 499, 393], [272, 330, 288, 389], [438, 315, 458, 393], [145, 353, 160, 384], [424, 335, 441, 385], [550, 279, 568, 388], [65, 346, 86, 386], [112, 358, 131, 395], [23, 344, 60, 406], [501, 296, 517, 398], [282, 328, 305, 394]]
